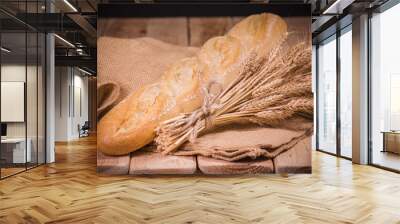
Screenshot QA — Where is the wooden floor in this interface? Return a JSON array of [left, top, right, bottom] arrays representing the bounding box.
[[1, 136, 400, 224], [1, 167, 26, 178], [372, 150, 400, 171]]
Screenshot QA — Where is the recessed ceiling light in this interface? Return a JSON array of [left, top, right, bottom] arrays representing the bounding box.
[[1, 47, 11, 53], [77, 67, 93, 76], [54, 34, 75, 48], [63, 0, 78, 12], [323, 0, 355, 15]]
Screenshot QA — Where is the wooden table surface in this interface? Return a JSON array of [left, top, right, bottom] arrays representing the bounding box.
[[97, 137, 311, 175]]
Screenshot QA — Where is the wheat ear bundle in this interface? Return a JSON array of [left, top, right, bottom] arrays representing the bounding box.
[[155, 42, 313, 161]]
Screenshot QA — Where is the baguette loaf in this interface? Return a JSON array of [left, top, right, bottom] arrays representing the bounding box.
[[98, 13, 288, 155]]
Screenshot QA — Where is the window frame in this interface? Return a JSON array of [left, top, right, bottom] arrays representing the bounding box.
[[367, 0, 400, 173], [315, 23, 353, 161]]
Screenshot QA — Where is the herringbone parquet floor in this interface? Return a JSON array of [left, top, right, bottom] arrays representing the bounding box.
[[1, 136, 400, 224]]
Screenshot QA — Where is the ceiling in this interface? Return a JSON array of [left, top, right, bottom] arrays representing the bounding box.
[[0, 0, 330, 47], [0, 0, 392, 73]]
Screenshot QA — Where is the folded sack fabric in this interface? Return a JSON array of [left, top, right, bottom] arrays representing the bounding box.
[[97, 36, 199, 114], [175, 118, 313, 161], [97, 81, 120, 118]]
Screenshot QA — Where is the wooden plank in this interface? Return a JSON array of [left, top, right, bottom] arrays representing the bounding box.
[[129, 148, 197, 175], [197, 156, 274, 175], [147, 18, 188, 46], [188, 17, 234, 46], [98, 18, 188, 46], [231, 16, 244, 24], [97, 18, 148, 39], [97, 151, 130, 175], [284, 17, 311, 46], [273, 137, 312, 174]]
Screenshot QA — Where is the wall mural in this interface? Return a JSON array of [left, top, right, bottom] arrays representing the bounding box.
[[97, 9, 312, 175]]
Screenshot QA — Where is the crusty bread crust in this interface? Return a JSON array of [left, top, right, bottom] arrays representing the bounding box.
[[98, 13, 288, 155]]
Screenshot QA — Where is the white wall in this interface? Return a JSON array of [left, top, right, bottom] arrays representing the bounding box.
[[55, 66, 69, 141], [1, 65, 37, 138], [71, 73, 89, 138], [1, 65, 26, 139], [54, 67, 89, 141]]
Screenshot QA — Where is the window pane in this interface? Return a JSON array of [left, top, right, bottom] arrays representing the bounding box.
[[340, 28, 352, 158], [317, 36, 337, 154], [371, 3, 400, 171]]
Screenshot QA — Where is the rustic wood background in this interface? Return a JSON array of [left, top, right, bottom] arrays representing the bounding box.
[[97, 16, 312, 175], [98, 17, 310, 47]]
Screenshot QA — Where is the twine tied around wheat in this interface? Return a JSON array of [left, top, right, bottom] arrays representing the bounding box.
[[187, 82, 223, 142], [155, 42, 313, 161]]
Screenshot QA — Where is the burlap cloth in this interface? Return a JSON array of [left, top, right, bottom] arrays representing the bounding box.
[[182, 118, 312, 151], [97, 36, 198, 117], [177, 117, 313, 161]]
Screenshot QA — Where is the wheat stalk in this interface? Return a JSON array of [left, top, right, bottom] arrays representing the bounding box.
[[154, 42, 313, 161]]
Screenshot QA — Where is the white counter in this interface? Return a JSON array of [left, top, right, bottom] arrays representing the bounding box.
[[1, 138, 32, 163]]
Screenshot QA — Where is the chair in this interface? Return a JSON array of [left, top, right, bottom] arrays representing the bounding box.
[[79, 121, 90, 138]]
